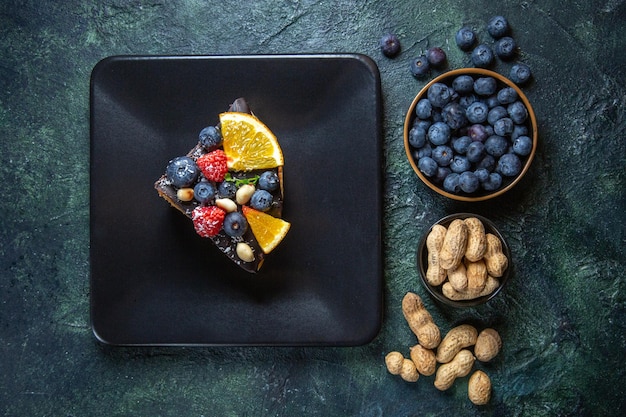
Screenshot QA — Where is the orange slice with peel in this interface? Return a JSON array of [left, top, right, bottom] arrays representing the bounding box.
[[219, 112, 284, 171], [242, 206, 291, 254]]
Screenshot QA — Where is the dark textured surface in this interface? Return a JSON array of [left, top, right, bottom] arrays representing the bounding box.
[[1, 0, 625, 415]]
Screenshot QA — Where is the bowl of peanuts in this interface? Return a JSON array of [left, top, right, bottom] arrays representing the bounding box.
[[417, 213, 511, 307]]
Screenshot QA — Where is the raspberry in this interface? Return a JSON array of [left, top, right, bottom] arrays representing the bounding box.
[[192, 206, 225, 237], [196, 149, 228, 182]]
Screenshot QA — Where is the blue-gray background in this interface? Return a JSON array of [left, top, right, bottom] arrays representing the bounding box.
[[1, 1, 624, 416]]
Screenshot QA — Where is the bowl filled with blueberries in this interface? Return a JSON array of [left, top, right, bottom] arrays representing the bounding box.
[[403, 68, 537, 201]]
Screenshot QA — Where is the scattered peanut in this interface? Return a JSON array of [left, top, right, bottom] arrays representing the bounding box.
[[434, 349, 475, 391], [442, 276, 500, 301], [400, 358, 420, 382], [447, 262, 467, 292], [465, 259, 487, 295], [483, 233, 508, 278], [439, 219, 468, 270], [402, 292, 441, 349], [463, 217, 487, 262], [236, 242, 255, 263], [474, 328, 502, 362], [385, 351, 405, 375], [176, 187, 194, 202], [436, 324, 478, 364], [409, 344, 437, 376], [468, 370, 491, 405], [215, 198, 238, 213], [235, 184, 255, 205], [425, 225, 447, 286]]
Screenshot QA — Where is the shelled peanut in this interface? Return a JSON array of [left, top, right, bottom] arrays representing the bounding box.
[[425, 217, 508, 301], [384, 292, 502, 405]]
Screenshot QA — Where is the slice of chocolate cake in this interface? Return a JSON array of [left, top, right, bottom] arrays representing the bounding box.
[[154, 98, 289, 273]]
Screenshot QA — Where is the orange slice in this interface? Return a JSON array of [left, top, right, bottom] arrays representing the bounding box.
[[219, 112, 284, 171], [242, 206, 291, 254]]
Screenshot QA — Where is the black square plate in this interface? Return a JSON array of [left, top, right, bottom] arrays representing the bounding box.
[[90, 54, 383, 346]]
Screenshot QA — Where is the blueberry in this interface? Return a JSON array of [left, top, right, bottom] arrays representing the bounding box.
[[467, 124, 489, 142], [497, 87, 518, 105], [442, 102, 468, 129], [493, 117, 514, 136], [434, 166, 452, 183], [512, 135, 533, 156], [166, 156, 200, 188], [426, 47, 447, 68], [428, 122, 451, 145], [193, 180, 216, 203], [487, 15, 509, 38], [471, 44, 494, 68], [450, 155, 471, 173], [508, 101, 528, 124], [427, 83, 452, 108], [418, 156, 438, 177], [482, 172, 503, 191], [496, 153, 522, 177], [510, 63, 532, 85], [250, 189, 273, 211], [258, 171, 279, 191], [477, 154, 496, 172], [466, 102, 489, 124], [432, 145, 454, 166], [408, 126, 427, 148], [199, 126, 223, 149], [410, 55, 430, 78], [413, 118, 431, 131], [455, 26, 476, 51], [452, 75, 475, 94], [380, 33, 401, 57], [217, 181, 237, 199], [474, 167, 490, 182], [458, 94, 479, 109], [459, 171, 480, 193], [484, 135, 509, 158], [487, 106, 508, 125], [414, 100, 432, 121], [452, 135, 472, 154], [223, 211, 248, 237], [474, 77, 497, 96], [466, 141, 486, 163], [495, 36, 517, 59], [414, 143, 432, 159], [443, 173, 461, 193], [483, 94, 500, 108], [511, 124, 528, 140]]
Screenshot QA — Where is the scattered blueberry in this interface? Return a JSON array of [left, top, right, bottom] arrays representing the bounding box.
[[466, 102, 489, 124], [510, 63, 532, 85], [199, 126, 223, 149], [442, 102, 467, 129], [434, 166, 452, 183], [455, 26, 476, 51], [416, 99, 433, 119], [471, 44, 494, 68], [477, 154, 496, 172], [487, 15, 509, 38], [508, 101, 528, 124], [223, 211, 248, 237], [413, 118, 431, 131], [512, 135, 533, 156], [428, 122, 451, 145], [427, 83, 452, 108], [493, 117, 514, 136], [418, 156, 439, 177], [217, 181, 237, 199], [452, 136, 472, 154], [496, 153, 522, 177], [380, 33, 401, 57], [193, 180, 216, 203], [166, 156, 200, 188], [467, 124, 489, 142], [484, 94, 500, 108], [495, 36, 517, 59], [408, 126, 427, 148], [484, 135, 509, 158], [410, 55, 430, 78], [443, 173, 461, 193], [466, 141, 486, 163], [459, 171, 480, 193], [474, 167, 490, 182], [474, 77, 497, 96], [426, 47, 447, 68], [452, 75, 475, 94], [458, 93, 478, 109], [258, 171, 279, 191], [482, 172, 503, 191], [511, 124, 528, 140], [415, 143, 432, 159], [487, 106, 508, 125], [250, 189, 273, 211], [450, 155, 471, 173], [432, 145, 454, 166]]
